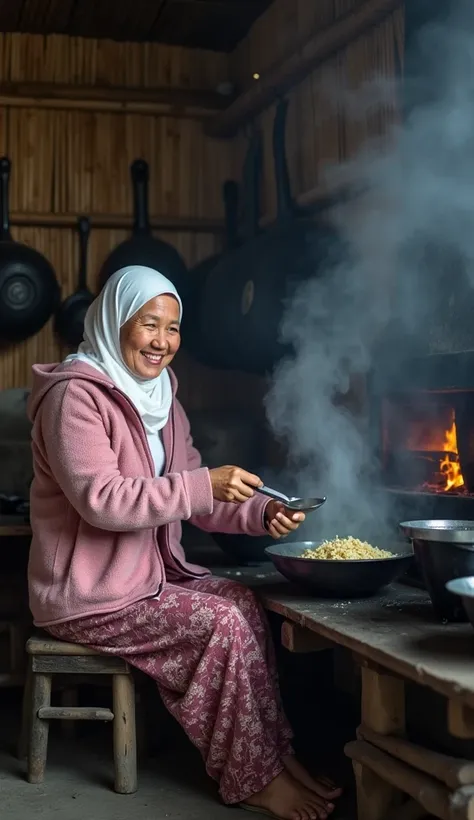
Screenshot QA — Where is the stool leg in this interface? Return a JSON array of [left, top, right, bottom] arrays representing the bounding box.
[[27, 673, 52, 784], [112, 673, 137, 794], [18, 658, 32, 760]]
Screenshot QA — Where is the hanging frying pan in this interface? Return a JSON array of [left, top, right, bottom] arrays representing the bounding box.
[[181, 128, 262, 367], [97, 159, 188, 300], [198, 99, 344, 375], [0, 157, 60, 344], [55, 216, 93, 349], [180, 179, 239, 367]]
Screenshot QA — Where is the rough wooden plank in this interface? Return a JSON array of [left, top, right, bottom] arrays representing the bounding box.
[[448, 702, 474, 740], [361, 667, 405, 736], [358, 726, 474, 790], [113, 674, 137, 794], [38, 706, 114, 721], [345, 740, 451, 820], [32, 655, 128, 675], [0, 81, 230, 118], [354, 667, 405, 819], [260, 585, 474, 707], [8, 212, 224, 233], [281, 620, 334, 653], [0, 523, 31, 536], [27, 637, 102, 656]]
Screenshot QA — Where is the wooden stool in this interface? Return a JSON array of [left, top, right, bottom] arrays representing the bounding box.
[[22, 635, 137, 794]]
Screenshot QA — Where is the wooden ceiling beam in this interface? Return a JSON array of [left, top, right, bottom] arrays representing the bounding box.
[[205, 0, 404, 139], [0, 82, 232, 119]]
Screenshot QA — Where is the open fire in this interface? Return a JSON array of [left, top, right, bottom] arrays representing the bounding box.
[[432, 418, 464, 493], [381, 399, 467, 494]]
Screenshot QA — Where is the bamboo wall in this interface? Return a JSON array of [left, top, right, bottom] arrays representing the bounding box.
[[0, 9, 406, 415], [230, 0, 404, 223], [0, 32, 246, 411]]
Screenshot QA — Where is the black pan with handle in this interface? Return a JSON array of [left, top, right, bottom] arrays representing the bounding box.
[[181, 123, 263, 369], [198, 98, 344, 375], [97, 159, 189, 299], [180, 179, 239, 367], [55, 216, 93, 349], [0, 157, 60, 344]]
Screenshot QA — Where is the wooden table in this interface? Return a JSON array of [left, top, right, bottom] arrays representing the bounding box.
[[0, 515, 31, 537], [260, 582, 474, 820]]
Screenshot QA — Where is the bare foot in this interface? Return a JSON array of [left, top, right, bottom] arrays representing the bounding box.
[[282, 755, 342, 802], [243, 770, 334, 820]]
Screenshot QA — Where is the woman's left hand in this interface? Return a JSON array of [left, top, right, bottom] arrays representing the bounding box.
[[265, 501, 305, 540]]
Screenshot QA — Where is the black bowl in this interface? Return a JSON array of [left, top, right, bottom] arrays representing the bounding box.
[[400, 521, 474, 622], [265, 541, 413, 598], [445, 577, 474, 629]]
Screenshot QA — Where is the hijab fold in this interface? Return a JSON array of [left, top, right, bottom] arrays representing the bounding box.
[[65, 265, 182, 436]]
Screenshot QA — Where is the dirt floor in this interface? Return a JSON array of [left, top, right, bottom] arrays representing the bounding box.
[[0, 683, 355, 820]]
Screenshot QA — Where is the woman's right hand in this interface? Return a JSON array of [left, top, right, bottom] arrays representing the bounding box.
[[209, 465, 263, 504]]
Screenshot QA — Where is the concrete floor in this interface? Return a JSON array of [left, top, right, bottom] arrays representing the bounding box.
[[0, 687, 355, 820]]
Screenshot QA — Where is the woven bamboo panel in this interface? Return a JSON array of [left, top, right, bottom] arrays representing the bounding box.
[[0, 32, 228, 89], [231, 1, 404, 223], [0, 33, 233, 401]]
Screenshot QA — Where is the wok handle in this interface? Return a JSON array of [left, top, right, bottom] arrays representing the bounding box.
[[256, 485, 291, 504], [272, 98, 293, 220], [130, 159, 150, 236], [241, 128, 262, 242], [0, 156, 12, 241], [222, 180, 239, 250], [77, 216, 90, 290]]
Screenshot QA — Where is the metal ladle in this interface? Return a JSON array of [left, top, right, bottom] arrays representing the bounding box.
[[256, 485, 326, 514]]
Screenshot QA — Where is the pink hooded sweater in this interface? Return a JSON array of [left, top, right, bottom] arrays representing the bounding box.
[[27, 360, 269, 627]]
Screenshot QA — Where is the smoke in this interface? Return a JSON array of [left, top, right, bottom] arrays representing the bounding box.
[[265, 0, 474, 539]]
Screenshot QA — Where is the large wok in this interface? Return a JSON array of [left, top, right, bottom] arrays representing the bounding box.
[[0, 157, 60, 343], [197, 99, 344, 375]]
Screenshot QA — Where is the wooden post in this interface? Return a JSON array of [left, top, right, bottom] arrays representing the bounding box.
[[352, 665, 406, 820], [27, 673, 52, 784], [448, 701, 474, 740], [112, 673, 137, 794], [18, 658, 32, 760]]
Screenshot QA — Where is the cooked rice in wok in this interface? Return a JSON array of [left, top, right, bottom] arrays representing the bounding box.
[[301, 537, 392, 561]]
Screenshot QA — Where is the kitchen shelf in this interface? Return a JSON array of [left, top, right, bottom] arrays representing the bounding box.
[[10, 212, 224, 233]]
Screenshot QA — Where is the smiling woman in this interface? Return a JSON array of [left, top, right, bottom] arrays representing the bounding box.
[[120, 291, 181, 378], [26, 265, 340, 820]]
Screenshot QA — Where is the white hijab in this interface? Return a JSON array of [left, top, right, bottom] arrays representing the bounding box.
[[65, 265, 182, 438]]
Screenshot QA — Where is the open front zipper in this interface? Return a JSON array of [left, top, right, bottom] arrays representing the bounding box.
[[107, 381, 207, 582]]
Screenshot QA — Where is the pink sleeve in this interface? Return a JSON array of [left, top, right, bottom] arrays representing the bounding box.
[[38, 384, 213, 532], [177, 402, 270, 536]]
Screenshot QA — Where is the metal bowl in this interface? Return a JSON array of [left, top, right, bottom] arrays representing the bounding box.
[[400, 520, 474, 622], [265, 541, 413, 598], [400, 520, 474, 544], [445, 577, 474, 630]]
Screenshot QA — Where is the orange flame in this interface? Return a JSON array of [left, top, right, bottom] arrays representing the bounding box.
[[440, 421, 464, 491]]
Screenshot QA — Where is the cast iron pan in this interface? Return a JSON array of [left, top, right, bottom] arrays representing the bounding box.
[[198, 99, 344, 374], [55, 216, 93, 349], [0, 157, 60, 343], [97, 159, 189, 300], [180, 179, 240, 366]]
